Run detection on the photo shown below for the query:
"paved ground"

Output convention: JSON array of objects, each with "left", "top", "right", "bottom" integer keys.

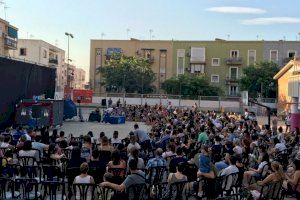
[{"left": 58, "top": 120, "right": 150, "bottom": 139}]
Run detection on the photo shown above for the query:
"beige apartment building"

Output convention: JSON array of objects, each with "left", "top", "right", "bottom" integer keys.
[
  {"left": 90, "top": 38, "right": 173, "bottom": 95},
  {"left": 0, "top": 18, "right": 18, "bottom": 56},
  {"left": 74, "top": 68, "right": 86, "bottom": 89},
  {"left": 10, "top": 39, "right": 67, "bottom": 93}
]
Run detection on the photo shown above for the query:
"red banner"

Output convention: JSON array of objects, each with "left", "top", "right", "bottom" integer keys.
[{"left": 72, "top": 89, "right": 93, "bottom": 103}]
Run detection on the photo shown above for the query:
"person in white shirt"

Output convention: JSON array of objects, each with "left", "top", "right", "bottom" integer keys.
[
  {"left": 272, "top": 138, "right": 287, "bottom": 153},
  {"left": 221, "top": 155, "right": 239, "bottom": 176},
  {"left": 111, "top": 131, "right": 122, "bottom": 146},
  {"left": 127, "top": 134, "right": 140, "bottom": 155}
]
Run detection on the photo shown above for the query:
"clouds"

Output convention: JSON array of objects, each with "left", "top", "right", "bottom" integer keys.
[
  {"left": 206, "top": 6, "right": 266, "bottom": 14},
  {"left": 242, "top": 17, "right": 300, "bottom": 25},
  {"left": 207, "top": 6, "right": 300, "bottom": 25}
]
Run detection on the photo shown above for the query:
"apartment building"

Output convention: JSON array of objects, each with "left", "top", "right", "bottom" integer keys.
[
  {"left": 90, "top": 38, "right": 300, "bottom": 96},
  {"left": 10, "top": 39, "right": 66, "bottom": 92},
  {"left": 0, "top": 18, "right": 18, "bottom": 56},
  {"left": 90, "top": 38, "right": 173, "bottom": 95},
  {"left": 74, "top": 68, "right": 86, "bottom": 89},
  {"left": 173, "top": 40, "right": 263, "bottom": 96}
]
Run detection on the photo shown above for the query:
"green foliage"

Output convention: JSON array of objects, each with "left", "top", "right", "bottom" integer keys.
[
  {"left": 161, "top": 74, "right": 222, "bottom": 98},
  {"left": 96, "top": 53, "right": 156, "bottom": 93},
  {"left": 239, "top": 61, "right": 279, "bottom": 98}
]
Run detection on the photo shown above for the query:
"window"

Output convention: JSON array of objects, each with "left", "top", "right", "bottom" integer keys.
[
  {"left": 211, "top": 58, "right": 220, "bottom": 66},
  {"left": 229, "top": 86, "right": 238, "bottom": 96},
  {"left": 230, "top": 50, "right": 239, "bottom": 58},
  {"left": 248, "top": 50, "right": 256, "bottom": 65},
  {"left": 270, "top": 50, "right": 278, "bottom": 62},
  {"left": 159, "top": 50, "right": 167, "bottom": 74},
  {"left": 43, "top": 50, "right": 47, "bottom": 58},
  {"left": 177, "top": 49, "right": 185, "bottom": 75},
  {"left": 20, "top": 48, "right": 27, "bottom": 56},
  {"left": 190, "top": 47, "right": 205, "bottom": 62},
  {"left": 211, "top": 75, "right": 219, "bottom": 83},
  {"left": 190, "top": 64, "right": 204, "bottom": 73},
  {"left": 288, "top": 51, "right": 296, "bottom": 58},
  {"left": 229, "top": 67, "right": 238, "bottom": 79}
]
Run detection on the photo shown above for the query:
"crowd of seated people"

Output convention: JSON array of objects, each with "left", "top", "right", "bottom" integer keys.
[{"left": 0, "top": 104, "right": 299, "bottom": 199}]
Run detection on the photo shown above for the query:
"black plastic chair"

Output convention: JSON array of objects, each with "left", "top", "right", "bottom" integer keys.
[
  {"left": 3, "top": 163, "right": 20, "bottom": 178},
  {"left": 18, "top": 156, "right": 37, "bottom": 166},
  {"left": 127, "top": 183, "right": 147, "bottom": 200},
  {"left": 147, "top": 166, "right": 167, "bottom": 184},
  {"left": 220, "top": 172, "right": 239, "bottom": 196},
  {"left": 41, "top": 165, "right": 62, "bottom": 181},
  {"left": 66, "top": 167, "right": 80, "bottom": 197},
  {"left": 20, "top": 165, "right": 42, "bottom": 183},
  {"left": 41, "top": 181, "right": 66, "bottom": 200},
  {"left": 61, "top": 148, "right": 72, "bottom": 159},
  {"left": 150, "top": 182, "right": 169, "bottom": 200},
  {"left": 0, "top": 177, "right": 20, "bottom": 199},
  {"left": 168, "top": 181, "right": 189, "bottom": 200},
  {"left": 89, "top": 167, "right": 106, "bottom": 184},
  {"left": 97, "top": 186, "right": 115, "bottom": 200},
  {"left": 72, "top": 183, "right": 96, "bottom": 200},
  {"left": 14, "top": 178, "right": 41, "bottom": 200},
  {"left": 258, "top": 181, "right": 283, "bottom": 199},
  {"left": 98, "top": 151, "right": 112, "bottom": 165}
]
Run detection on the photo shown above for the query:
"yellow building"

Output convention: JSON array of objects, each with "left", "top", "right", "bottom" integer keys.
[
  {"left": 274, "top": 58, "right": 300, "bottom": 129},
  {"left": 0, "top": 18, "right": 18, "bottom": 56},
  {"left": 90, "top": 38, "right": 173, "bottom": 95}
]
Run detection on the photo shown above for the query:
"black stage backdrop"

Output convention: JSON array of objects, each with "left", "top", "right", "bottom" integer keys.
[{"left": 0, "top": 57, "right": 56, "bottom": 129}]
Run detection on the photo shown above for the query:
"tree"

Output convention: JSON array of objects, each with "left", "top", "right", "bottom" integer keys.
[
  {"left": 96, "top": 53, "right": 156, "bottom": 93},
  {"left": 239, "top": 61, "right": 279, "bottom": 98},
  {"left": 161, "top": 74, "right": 222, "bottom": 98}
]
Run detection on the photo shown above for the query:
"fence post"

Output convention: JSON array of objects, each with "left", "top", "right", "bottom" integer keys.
[
  {"left": 179, "top": 95, "right": 181, "bottom": 107},
  {"left": 141, "top": 94, "right": 143, "bottom": 106},
  {"left": 218, "top": 96, "right": 221, "bottom": 112}
]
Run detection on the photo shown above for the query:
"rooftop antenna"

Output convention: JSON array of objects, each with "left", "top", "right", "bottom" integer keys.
[
  {"left": 149, "top": 29, "right": 153, "bottom": 40},
  {"left": 4, "top": 3, "right": 9, "bottom": 20},
  {"left": 227, "top": 34, "right": 230, "bottom": 40},
  {"left": 126, "top": 28, "right": 130, "bottom": 39},
  {"left": 101, "top": 32, "right": 105, "bottom": 40}
]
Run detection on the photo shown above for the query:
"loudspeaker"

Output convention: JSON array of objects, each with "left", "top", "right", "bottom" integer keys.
[
  {"left": 32, "top": 105, "right": 42, "bottom": 118},
  {"left": 101, "top": 99, "right": 106, "bottom": 106}
]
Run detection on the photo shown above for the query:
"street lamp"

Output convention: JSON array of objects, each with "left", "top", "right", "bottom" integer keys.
[{"left": 65, "top": 32, "right": 74, "bottom": 88}]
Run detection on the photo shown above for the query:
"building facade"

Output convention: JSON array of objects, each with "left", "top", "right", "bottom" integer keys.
[
  {"left": 10, "top": 39, "right": 66, "bottom": 93},
  {"left": 74, "top": 68, "right": 86, "bottom": 89},
  {"left": 90, "top": 38, "right": 173, "bottom": 95},
  {"left": 274, "top": 58, "right": 300, "bottom": 130},
  {"left": 172, "top": 40, "right": 263, "bottom": 96},
  {"left": 90, "top": 38, "right": 300, "bottom": 96},
  {"left": 0, "top": 18, "right": 18, "bottom": 56}
]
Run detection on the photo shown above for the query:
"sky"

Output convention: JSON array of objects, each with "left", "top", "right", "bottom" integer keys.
[{"left": 3, "top": 0, "right": 300, "bottom": 79}]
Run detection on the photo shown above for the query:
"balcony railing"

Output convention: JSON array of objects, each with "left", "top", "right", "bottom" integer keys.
[
  {"left": 4, "top": 36, "right": 17, "bottom": 50},
  {"left": 225, "top": 77, "right": 239, "bottom": 85},
  {"left": 146, "top": 57, "right": 155, "bottom": 64},
  {"left": 225, "top": 57, "right": 242, "bottom": 65},
  {"left": 49, "top": 58, "right": 58, "bottom": 64}
]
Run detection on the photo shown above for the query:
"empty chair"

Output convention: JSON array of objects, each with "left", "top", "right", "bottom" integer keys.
[
  {"left": 0, "top": 177, "right": 20, "bottom": 199},
  {"left": 14, "top": 178, "right": 41, "bottom": 200},
  {"left": 41, "top": 181, "right": 66, "bottom": 200}
]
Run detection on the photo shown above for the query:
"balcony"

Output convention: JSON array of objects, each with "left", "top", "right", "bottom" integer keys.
[
  {"left": 146, "top": 57, "right": 155, "bottom": 64},
  {"left": 49, "top": 58, "right": 58, "bottom": 64},
  {"left": 225, "top": 77, "right": 239, "bottom": 85},
  {"left": 225, "top": 57, "right": 242, "bottom": 65},
  {"left": 190, "top": 59, "right": 206, "bottom": 64},
  {"left": 4, "top": 36, "right": 17, "bottom": 50}
]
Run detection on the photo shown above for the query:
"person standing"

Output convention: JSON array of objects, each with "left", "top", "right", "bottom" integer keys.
[
  {"left": 285, "top": 112, "right": 291, "bottom": 133},
  {"left": 133, "top": 124, "right": 151, "bottom": 151}
]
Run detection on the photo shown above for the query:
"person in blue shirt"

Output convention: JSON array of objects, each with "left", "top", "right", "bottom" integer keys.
[{"left": 198, "top": 145, "right": 211, "bottom": 174}]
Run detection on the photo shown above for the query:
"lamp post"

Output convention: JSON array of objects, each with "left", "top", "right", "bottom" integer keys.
[{"left": 65, "top": 32, "right": 74, "bottom": 88}]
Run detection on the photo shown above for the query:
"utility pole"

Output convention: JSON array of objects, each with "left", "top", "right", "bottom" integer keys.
[{"left": 65, "top": 32, "right": 74, "bottom": 88}]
